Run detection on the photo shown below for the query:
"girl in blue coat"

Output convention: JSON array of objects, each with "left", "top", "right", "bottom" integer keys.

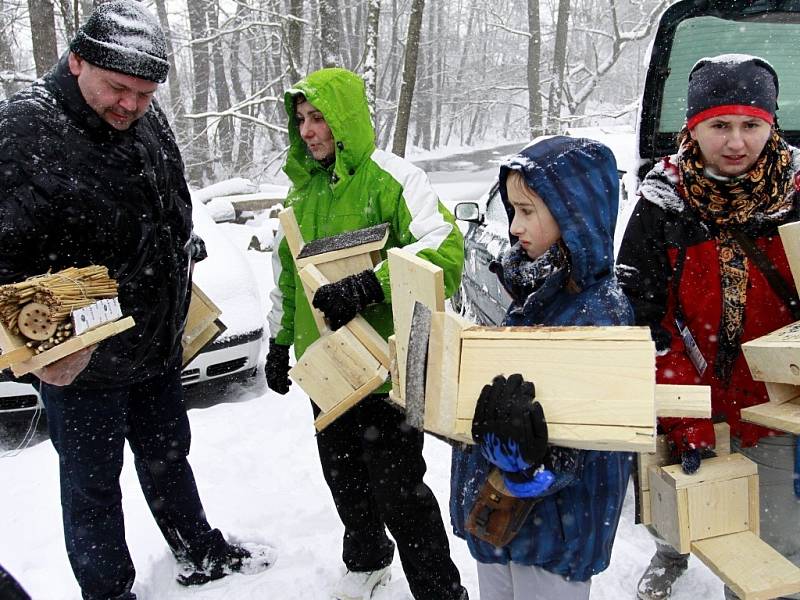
[{"left": 451, "top": 136, "right": 634, "bottom": 600}]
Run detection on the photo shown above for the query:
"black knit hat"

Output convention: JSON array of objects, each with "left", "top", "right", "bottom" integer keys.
[
  {"left": 70, "top": 0, "right": 169, "bottom": 83},
  {"left": 686, "top": 54, "right": 778, "bottom": 129}
]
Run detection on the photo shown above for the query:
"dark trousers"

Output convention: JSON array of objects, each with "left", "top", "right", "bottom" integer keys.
[
  {"left": 0, "top": 562, "right": 31, "bottom": 600},
  {"left": 40, "top": 367, "right": 224, "bottom": 600},
  {"left": 315, "top": 394, "right": 465, "bottom": 600}
]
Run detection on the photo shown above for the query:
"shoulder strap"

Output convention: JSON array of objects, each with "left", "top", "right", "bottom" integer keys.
[{"left": 732, "top": 229, "right": 800, "bottom": 320}]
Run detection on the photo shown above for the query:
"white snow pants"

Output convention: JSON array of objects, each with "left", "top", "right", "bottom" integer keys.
[{"left": 476, "top": 561, "right": 591, "bottom": 600}]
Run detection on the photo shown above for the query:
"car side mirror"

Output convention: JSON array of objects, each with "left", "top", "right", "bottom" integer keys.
[{"left": 454, "top": 202, "right": 482, "bottom": 224}]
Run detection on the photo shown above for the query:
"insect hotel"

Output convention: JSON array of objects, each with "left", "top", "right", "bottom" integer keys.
[{"left": 0, "top": 266, "right": 134, "bottom": 376}]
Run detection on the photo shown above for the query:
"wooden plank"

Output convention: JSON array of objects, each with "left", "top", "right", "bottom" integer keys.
[
  {"left": 298, "top": 264, "right": 389, "bottom": 366},
  {"left": 714, "top": 422, "right": 731, "bottom": 456},
  {"left": 456, "top": 336, "right": 655, "bottom": 427},
  {"left": 387, "top": 248, "right": 445, "bottom": 403},
  {"left": 638, "top": 435, "right": 671, "bottom": 493},
  {"left": 461, "top": 325, "right": 653, "bottom": 341},
  {"left": 749, "top": 473, "right": 760, "bottom": 537},
  {"left": 692, "top": 530, "right": 800, "bottom": 600},
  {"left": 318, "top": 326, "right": 381, "bottom": 389},
  {"left": 296, "top": 226, "right": 389, "bottom": 269},
  {"left": 316, "top": 254, "right": 375, "bottom": 283},
  {"left": 779, "top": 220, "right": 800, "bottom": 295},
  {"left": 655, "top": 384, "right": 711, "bottom": 418},
  {"left": 453, "top": 419, "right": 656, "bottom": 452},
  {"left": 424, "top": 312, "right": 467, "bottom": 437},
  {"left": 277, "top": 207, "right": 304, "bottom": 258},
  {"left": 686, "top": 477, "right": 751, "bottom": 541},
  {"left": 741, "top": 400, "right": 800, "bottom": 434},
  {"left": 314, "top": 369, "right": 388, "bottom": 431},
  {"left": 742, "top": 320, "right": 800, "bottom": 385},
  {"left": 388, "top": 335, "right": 400, "bottom": 404},
  {"left": 765, "top": 381, "right": 800, "bottom": 405},
  {"left": 297, "top": 263, "right": 332, "bottom": 335},
  {"left": 659, "top": 454, "right": 758, "bottom": 490},
  {"left": 346, "top": 316, "right": 390, "bottom": 369},
  {"left": 182, "top": 283, "right": 225, "bottom": 366},
  {"left": 13, "top": 317, "right": 135, "bottom": 377},
  {"left": 289, "top": 340, "right": 357, "bottom": 413},
  {"left": 0, "top": 346, "right": 34, "bottom": 370}
]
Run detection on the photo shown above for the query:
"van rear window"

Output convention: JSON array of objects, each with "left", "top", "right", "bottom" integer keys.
[{"left": 659, "top": 15, "right": 800, "bottom": 133}]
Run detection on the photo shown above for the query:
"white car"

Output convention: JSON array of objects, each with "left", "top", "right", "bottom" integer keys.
[{"left": 0, "top": 198, "right": 264, "bottom": 414}]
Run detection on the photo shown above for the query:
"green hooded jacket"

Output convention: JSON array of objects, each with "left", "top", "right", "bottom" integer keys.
[{"left": 268, "top": 68, "right": 464, "bottom": 377}]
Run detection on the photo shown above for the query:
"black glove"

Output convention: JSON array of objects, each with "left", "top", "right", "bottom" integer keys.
[
  {"left": 265, "top": 339, "right": 291, "bottom": 395},
  {"left": 680, "top": 447, "right": 716, "bottom": 475},
  {"left": 471, "top": 374, "right": 548, "bottom": 474},
  {"left": 312, "top": 269, "right": 384, "bottom": 330}
]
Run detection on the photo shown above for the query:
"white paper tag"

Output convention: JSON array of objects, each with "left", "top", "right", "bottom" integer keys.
[{"left": 72, "top": 298, "right": 122, "bottom": 335}]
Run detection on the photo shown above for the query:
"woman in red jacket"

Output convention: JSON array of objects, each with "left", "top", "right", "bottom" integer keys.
[{"left": 618, "top": 55, "right": 800, "bottom": 600}]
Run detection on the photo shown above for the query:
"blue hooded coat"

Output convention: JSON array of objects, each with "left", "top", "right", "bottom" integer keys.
[{"left": 450, "top": 136, "right": 634, "bottom": 581}]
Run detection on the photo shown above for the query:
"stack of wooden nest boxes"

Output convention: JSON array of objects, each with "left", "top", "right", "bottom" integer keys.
[{"left": 280, "top": 209, "right": 800, "bottom": 598}]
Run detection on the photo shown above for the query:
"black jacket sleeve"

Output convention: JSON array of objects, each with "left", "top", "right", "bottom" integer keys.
[{"left": 616, "top": 197, "right": 673, "bottom": 352}]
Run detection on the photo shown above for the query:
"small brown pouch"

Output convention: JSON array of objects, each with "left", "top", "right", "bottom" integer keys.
[{"left": 465, "top": 468, "right": 538, "bottom": 547}]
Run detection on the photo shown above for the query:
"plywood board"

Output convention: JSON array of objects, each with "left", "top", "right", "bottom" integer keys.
[
  {"left": 742, "top": 320, "right": 800, "bottom": 384},
  {"left": 11, "top": 317, "right": 135, "bottom": 377},
  {"left": 456, "top": 335, "right": 655, "bottom": 428},
  {"left": 692, "top": 530, "right": 800, "bottom": 600},
  {"left": 388, "top": 248, "right": 445, "bottom": 403},
  {"left": 687, "top": 477, "right": 751, "bottom": 541},
  {"left": 655, "top": 385, "right": 711, "bottom": 418},
  {"left": 740, "top": 400, "right": 800, "bottom": 434},
  {"left": 779, "top": 220, "right": 800, "bottom": 295}
]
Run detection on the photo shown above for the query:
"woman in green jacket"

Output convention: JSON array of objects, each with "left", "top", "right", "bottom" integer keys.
[{"left": 265, "top": 67, "right": 467, "bottom": 600}]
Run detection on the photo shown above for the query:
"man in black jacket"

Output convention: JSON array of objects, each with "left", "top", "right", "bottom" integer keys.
[{"left": 0, "top": 2, "right": 274, "bottom": 598}]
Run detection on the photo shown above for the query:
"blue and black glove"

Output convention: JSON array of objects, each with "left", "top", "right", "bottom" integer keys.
[
  {"left": 472, "top": 374, "right": 554, "bottom": 497},
  {"left": 312, "top": 269, "right": 384, "bottom": 330},
  {"left": 265, "top": 338, "right": 291, "bottom": 395}
]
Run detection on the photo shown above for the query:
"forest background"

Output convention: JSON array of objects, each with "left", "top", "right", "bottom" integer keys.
[{"left": 1, "top": 0, "right": 674, "bottom": 185}]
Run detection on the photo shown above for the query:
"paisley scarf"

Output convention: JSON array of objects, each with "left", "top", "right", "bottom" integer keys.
[{"left": 678, "top": 128, "right": 795, "bottom": 381}]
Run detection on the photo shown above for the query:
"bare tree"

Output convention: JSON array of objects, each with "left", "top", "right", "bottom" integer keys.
[
  {"left": 285, "top": 0, "right": 303, "bottom": 82},
  {"left": 206, "top": 0, "right": 233, "bottom": 168},
  {"left": 546, "top": 0, "right": 570, "bottom": 133},
  {"left": 362, "top": 0, "right": 379, "bottom": 120},
  {"left": 153, "top": 0, "right": 185, "bottom": 140},
  {"left": 526, "top": 0, "right": 542, "bottom": 137},
  {"left": 318, "top": 0, "right": 342, "bottom": 67},
  {"left": 391, "top": 0, "right": 424, "bottom": 157},
  {"left": 28, "top": 0, "right": 57, "bottom": 76},
  {"left": 186, "top": 0, "right": 211, "bottom": 183}
]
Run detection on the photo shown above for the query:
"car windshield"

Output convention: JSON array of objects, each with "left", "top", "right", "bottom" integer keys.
[{"left": 659, "top": 13, "right": 800, "bottom": 134}]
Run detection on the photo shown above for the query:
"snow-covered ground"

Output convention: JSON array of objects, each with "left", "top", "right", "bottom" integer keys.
[{"left": 0, "top": 163, "right": 724, "bottom": 599}]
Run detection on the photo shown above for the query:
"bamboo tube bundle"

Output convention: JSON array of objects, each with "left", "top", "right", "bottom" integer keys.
[{"left": 0, "top": 266, "right": 118, "bottom": 353}]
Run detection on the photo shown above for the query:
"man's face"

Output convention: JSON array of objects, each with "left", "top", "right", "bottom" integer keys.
[
  {"left": 68, "top": 53, "right": 158, "bottom": 130},
  {"left": 295, "top": 100, "right": 335, "bottom": 162}
]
